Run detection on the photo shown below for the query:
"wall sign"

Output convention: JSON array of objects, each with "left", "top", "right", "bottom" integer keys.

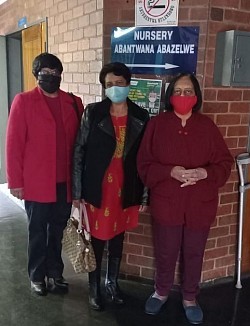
[
  {"left": 128, "top": 78, "right": 162, "bottom": 117},
  {"left": 135, "top": 0, "right": 179, "bottom": 27},
  {"left": 111, "top": 26, "right": 199, "bottom": 75},
  {"left": 18, "top": 16, "right": 27, "bottom": 28}
]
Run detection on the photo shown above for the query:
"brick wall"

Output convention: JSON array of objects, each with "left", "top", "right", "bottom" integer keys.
[
  {"left": 103, "top": 0, "right": 250, "bottom": 284},
  {"left": 0, "top": 0, "right": 104, "bottom": 104}
]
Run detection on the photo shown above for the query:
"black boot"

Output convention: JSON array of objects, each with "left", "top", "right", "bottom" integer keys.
[
  {"left": 105, "top": 257, "right": 124, "bottom": 304},
  {"left": 88, "top": 268, "right": 103, "bottom": 311}
]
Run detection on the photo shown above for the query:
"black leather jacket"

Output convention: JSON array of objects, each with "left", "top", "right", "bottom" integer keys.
[{"left": 72, "top": 97, "right": 149, "bottom": 209}]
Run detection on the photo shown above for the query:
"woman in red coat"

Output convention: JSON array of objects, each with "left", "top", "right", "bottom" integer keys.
[
  {"left": 137, "top": 73, "right": 233, "bottom": 324},
  {"left": 6, "top": 53, "right": 83, "bottom": 296}
]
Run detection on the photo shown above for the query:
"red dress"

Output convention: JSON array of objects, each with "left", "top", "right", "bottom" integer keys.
[{"left": 86, "top": 115, "right": 139, "bottom": 240}]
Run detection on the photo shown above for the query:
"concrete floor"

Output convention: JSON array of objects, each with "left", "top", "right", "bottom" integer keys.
[{"left": 0, "top": 188, "right": 249, "bottom": 326}]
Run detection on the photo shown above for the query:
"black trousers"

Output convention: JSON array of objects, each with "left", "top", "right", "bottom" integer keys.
[
  {"left": 25, "top": 183, "right": 71, "bottom": 282},
  {"left": 91, "top": 232, "right": 125, "bottom": 272}
]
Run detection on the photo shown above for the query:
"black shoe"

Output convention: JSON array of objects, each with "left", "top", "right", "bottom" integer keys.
[
  {"left": 106, "top": 284, "right": 124, "bottom": 304},
  {"left": 89, "top": 294, "right": 103, "bottom": 311},
  {"left": 31, "top": 281, "right": 47, "bottom": 296},
  {"left": 47, "top": 277, "right": 69, "bottom": 294}
]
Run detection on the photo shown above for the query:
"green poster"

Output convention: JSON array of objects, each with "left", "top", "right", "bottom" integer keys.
[{"left": 128, "top": 78, "right": 162, "bottom": 117}]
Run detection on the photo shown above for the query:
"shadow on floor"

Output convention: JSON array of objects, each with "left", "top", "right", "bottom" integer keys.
[{"left": 0, "top": 189, "right": 249, "bottom": 326}]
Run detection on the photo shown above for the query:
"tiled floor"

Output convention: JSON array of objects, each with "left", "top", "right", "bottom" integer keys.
[{"left": 0, "top": 189, "right": 249, "bottom": 326}]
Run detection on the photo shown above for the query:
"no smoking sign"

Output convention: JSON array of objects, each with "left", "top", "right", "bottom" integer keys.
[{"left": 136, "top": 0, "right": 179, "bottom": 27}]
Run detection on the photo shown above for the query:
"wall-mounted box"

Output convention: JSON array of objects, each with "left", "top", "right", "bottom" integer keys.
[{"left": 213, "top": 30, "right": 250, "bottom": 87}]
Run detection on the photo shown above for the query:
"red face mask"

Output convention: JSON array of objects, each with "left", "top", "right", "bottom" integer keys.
[{"left": 170, "top": 95, "right": 197, "bottom": 115}]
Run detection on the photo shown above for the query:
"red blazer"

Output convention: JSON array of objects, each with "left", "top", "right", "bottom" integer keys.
[
  {"left": 6, "top": 87, "right": 84, "bottom": 203},
  {"left": 137, "top": 111, "right": 234, "bottom": 229}
]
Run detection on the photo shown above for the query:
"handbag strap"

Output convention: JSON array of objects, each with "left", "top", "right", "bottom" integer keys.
[
  {"left": 77, "top": 204, "right": 83, "bottom": 232},
  {"left": 81, "top": 203, "right": 91, "bottom": 241}
]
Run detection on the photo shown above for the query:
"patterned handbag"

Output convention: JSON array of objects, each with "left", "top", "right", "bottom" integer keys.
[{"left": 62, "top": 203, "right": 96, "bottom": 273}]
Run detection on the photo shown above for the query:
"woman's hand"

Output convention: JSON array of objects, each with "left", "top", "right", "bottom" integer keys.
[
  {"left": 171, "top": 166, "right": 207, "bottom": 187},
  {"left": 10, "top": 188, "right": 24, "bottom": 200},
  {"left": 72, "top": 199, "right": 81, "bottom": 208},
  {"left": 139, "top": 205, "right": 148, "bottom": 213}
]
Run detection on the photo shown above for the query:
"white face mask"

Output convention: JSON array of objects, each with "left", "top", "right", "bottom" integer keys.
[{"left": 105, "top": 86, "right": 130, "bottom": 103}]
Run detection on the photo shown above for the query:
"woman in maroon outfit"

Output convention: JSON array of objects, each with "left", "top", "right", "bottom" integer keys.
[{"left": 137, "top": 73, "right": 233, "bottom": 324}]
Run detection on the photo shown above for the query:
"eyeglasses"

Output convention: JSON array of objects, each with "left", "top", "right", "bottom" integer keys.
[
  {"left": 38, "top": 69, "right": 61, "bottom": 77},
  {"left": 172, "top": 88, "right": 195, "bottom": 96}
]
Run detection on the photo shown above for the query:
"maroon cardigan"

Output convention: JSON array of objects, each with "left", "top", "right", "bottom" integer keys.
[
  {"left": 6, "top": 87, "right": 84, "bottom": 203},
  {"left": 137, "top": 111, "right": 233, "bottom": 229}
]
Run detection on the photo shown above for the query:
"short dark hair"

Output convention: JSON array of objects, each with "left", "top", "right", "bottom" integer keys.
[
  {"left": 32, "top": 52, "right": 63, "bottom": 78},
  {"left": 165, "top": 73, "right": 202, "bottom": 112},
  {"left": 99, "top": 62, "right": 131, "bottom": 88}
]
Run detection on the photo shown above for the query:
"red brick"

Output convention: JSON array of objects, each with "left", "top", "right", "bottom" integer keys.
[
  {"left": 181, "top": 0, "right": 209, "bottom": 6},
  {"left": 216, "top": 114, "right": 241, "bottom": 125},
  {"left": 215, "top": 255, "right": 235, "bottom": 268},
  {"left": 209, "top": 226, "right": 230, "bottom": 238},
  {"left": 123, "top": 243, "right": 143, "bottom": 255},
  {"left": 230, "top": 102, "right": 250, "bottom": 113},
  {"left": 241, "top": 114, "right": 250, "bottom": 124},
  {"left": 217, "top": 126, "right": 227, "bottom": 137},
  {"left": 204, "top": 76, "right": 214, "bottom": 87},
  {"left": 227, "top": 126, "right": 249, "bottom": 137},
  {"left": 205, "top": 49, "right": 215, "bottom": 62},
  {"left": 210, "top": 0, "right": 240, "bottom": 9},
  {"left": 210, "top": 7, "right": 224, "bottom": 21},
  {"left": 218, "top": 214, "right": 237, "bottom": 226},
  {"left": 224, "top": 137, "right": 238, "bottom": 148},
  {"left": 230, "top": 224, "right": 237, "bottom": 234},
  {"left": 241, "top": 0, "right": 250, "bottom": 10},
  {"left": 128, "top": 234, "right": 153, "bottom": 247},
  {"left": 120, "top": 263, "right": 140, "bottom": 276},
  {"left": 104, "top": 8, "right": 119, "bottom": 22},
  {"left": 202, "top": 102, "right": 229, "bottom": 113},
  {"left": 216, "top": 204, "right": 233, "bottom": 217},
  {"left": 204, "top": 247, "right": 228, "bottom": 260},
  {"left": 139, "top": 213, "right": 151, "bottom": 225},
  {"left": 202, "top": 267, "right": 227, "bottom": 282},
  {"left": 143, "top": 225, "right": 153, "bottom": 237},
  {"left": 190, "top": 7, "right": 209, "bottom": 20},
  {"left": 128, "top": 254, "right": 154, "bottom": 268},
  {"left": 205, "top": 238, "right": 216, "bottom": 249},
  {"left": 219, "top": 180, "right": 235, "bottom": 193},
  {"left": 217, "top": 235, "right": 236, "bottom": 247},
  {"left": 141, "top": 267, "right": 155, "bottom": 279},
  {"left": 227, "top": 264, "right": 236, "bottom": 275},
  {"left": 224, "top": 10, "right": 250, "bottom": 24},
  {"left": 178, "top": 8, "right": 191, "bottom": 22},
  {"left": 229, "top": 245, "right": 236, "bottom": 255},
  {"left": 143, "top": 246, "right": 154, "bottom": 258},
  {"left": 238, "top": 137, "right": 248, "bottom": 148},
  {"left": 202, "top": 260, "right": 215, "bottom": 271},
  {"left": 119, "top": 9, "right": 135, "bottom": 21},
  {"left": 243, "top": 90, "right": 250, "bottom": 100},
  {"left": 217, "top": 90, "right": 242, "bottom": 101},
  {"left": 220, "top": 192, "right": 238, "bottom": 205},
  {"left": 203, "top": 88, "right": 217, "bottom": 101},
  {"left": 205, "top": 62, "right": 215, "bottom": 77}
]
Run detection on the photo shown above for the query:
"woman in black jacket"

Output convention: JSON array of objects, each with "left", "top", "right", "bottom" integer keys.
[{"left": 72, "top": 62, "right": 149, "bottom": 311}]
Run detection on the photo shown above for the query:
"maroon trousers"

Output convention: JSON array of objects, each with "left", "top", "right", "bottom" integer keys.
[{"left": 152, "top": 220, "right": 210, "bottom": 301}]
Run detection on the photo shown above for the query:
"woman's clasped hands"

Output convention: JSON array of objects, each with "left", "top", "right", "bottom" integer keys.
[{"left": 171, "top": 166, "right": 207, "bottom": 187}]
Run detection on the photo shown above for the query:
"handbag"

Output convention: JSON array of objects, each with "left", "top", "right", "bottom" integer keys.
[{"left": 62, "top": 203, "right": 96, "bottom": 273}]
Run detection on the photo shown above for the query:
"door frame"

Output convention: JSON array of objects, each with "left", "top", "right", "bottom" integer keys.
[{"left": 5, "top": 17, "right": 48, "bottom": 106}]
